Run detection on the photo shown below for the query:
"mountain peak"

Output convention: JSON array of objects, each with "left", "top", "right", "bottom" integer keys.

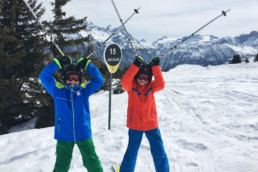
[
  {"left": 83, "top": 21, "right": 257, "bottom": 70},
  {"left": 105, "top": 25, "right": 114, "bottom": 31},
  {"left": 140, "top": 39, "right": 147, "bottom": 42}
]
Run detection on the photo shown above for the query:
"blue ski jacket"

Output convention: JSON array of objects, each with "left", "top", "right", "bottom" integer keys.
[{"left": 39, "top": 62, "right": 104, "bottom": 142}]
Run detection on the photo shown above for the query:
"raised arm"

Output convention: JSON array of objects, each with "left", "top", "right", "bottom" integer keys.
[
  {"left": 77, "top": 58, "right": 104, "bottom": 96},
  {"left": 121, "top": 56, "right": 143, "bottom": 91},
  {"left": 39, "top": 56, "right": 72, "bottom": 97},
  {"left": 39, "top": 62, "right": 59, "bottom": 97},
  {"left": 150, "top": 56, "right": 165, "bottom": 93}
]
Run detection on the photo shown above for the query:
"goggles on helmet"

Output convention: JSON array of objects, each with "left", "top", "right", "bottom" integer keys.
[
  {"left": 137, "top": 74, "right": 150, "bottom": 81},
  {"left": 66, "top": 74, "right": 79, "bottom": 82}
]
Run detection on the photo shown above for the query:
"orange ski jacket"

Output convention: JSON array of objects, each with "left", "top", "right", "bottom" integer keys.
[{"left": 121, "top": 64, "right": 165, "bottom": 131}]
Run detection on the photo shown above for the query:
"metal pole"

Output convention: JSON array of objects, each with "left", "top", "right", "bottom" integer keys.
[
  {"left": 85, "top": 7, "right": 140, "bottom": 59},
  {"left": 110, "top": 0, "right": 138, "bottom": 56},
  {"left": 160, "top": 9, "right": 230, "bottom": 57},
  {"left": 22, "top": 0, "right": 64, "bottom": 56},
  {"left": 108, "top": 73, "right": 112, "bottom": 130}
]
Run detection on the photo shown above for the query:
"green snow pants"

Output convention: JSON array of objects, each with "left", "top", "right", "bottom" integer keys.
[{"left": 53, "top": 137, "right": 103, "bottom": 172}]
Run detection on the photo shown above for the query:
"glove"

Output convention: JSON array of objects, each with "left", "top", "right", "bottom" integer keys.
[
  {"left": 133, "top": 56, "right": 143, "bottom": 68},
  {"left": 151, "top": 56, "right": 160, "bottom": 66},
  {"left": 53, "top": 55, "right": 72, "bottom": 69},
  {"left": 77, "top": 57, "right": 91, "bottom": 70}
]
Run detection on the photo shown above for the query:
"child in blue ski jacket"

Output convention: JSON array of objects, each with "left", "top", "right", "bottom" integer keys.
[{"left": 39, "top": 55, "right": 104, "bottom": 172}]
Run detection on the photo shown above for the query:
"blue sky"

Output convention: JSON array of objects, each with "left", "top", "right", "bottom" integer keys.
[{"left": 38, "top": 0, "right": 258, "bottom": 42}]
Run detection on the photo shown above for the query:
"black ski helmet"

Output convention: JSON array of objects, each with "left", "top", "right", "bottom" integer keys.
[
  {"left": 134, "top": 62, "right": 153, "bottom": 83},
  {"left": 62, "top": 64, "right": 83, "bottom": 84}
]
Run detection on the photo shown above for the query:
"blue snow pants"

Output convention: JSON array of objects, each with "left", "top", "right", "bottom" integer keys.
[{"left": 120, "top": 127, "right": 169, "bottom": 172}]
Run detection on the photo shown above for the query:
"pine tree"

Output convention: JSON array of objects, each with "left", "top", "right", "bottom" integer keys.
[
  {"left": 47, "top": 0, "right": 90, "bottom": 58},
  {"left": 0, "top": 0, "right": 47, "bottom": 134},
  {"left": 230, "top": 54, "right": 241, "bottom": 64},
  {"left": 254, "top": 53, "right": 258, "bottom": 62}
]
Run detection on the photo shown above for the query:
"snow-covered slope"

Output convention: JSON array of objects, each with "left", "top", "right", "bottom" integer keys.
[{"left": 1, "top": 63, "right": 258, "bottom": 172}]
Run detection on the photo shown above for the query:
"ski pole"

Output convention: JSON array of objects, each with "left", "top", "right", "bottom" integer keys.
[
  {"left": 85, "top": 7, "right": 140, "bottom": 59},
  {"left": 22, "top": 0, "right": 65, "bottom": 56},
  {"left": 110, "top": 0, "right": 138, "bottom": 56},
  {"left": 160, "top": 9, "right": 230, "bottom": 57}
]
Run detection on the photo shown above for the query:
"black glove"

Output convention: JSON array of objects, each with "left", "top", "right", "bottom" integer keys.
[
  {"left": 53, "top": 55, "right": 72, "bottom": 69},
  {"left": 151, "top": 56, "right": 160, "bottom": 66},
  {"left": 77, "top": 57, "right": 91, "bottom": 70},
  {"left": 133, "top": 56, "right": 143, "bottom": 68}
]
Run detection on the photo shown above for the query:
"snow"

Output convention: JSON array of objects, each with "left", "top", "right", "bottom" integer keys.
[
  {"left": 227, "top": 44, "right": 257, "bottom": 55},
  {"left": 1, "top": 63, "right": 258, "bottom": 172},
  {"left": 89, "top": 30, "right": 110, "bottom": 42},
  {"left": 157, "top": 37, "right": 178, "bottom": 44},
  {"left": 8, "top": 118, "right": 38, "bottom": 133}
]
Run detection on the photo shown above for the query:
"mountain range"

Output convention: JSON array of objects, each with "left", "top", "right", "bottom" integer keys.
[{"left": 71, "top": 21, "right": 258, "bottom": 70}]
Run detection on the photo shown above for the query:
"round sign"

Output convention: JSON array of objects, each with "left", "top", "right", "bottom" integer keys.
[{"left": 104, "top": 44, "right": 122, "bottom": 73}]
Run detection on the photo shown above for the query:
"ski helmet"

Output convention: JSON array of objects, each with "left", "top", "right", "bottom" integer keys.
[
  {"left": 134, "top": 62, "right": 153, "bottom": 83},
  {"left": 62, "top": 64, "right": 83, "bottom": 84}
]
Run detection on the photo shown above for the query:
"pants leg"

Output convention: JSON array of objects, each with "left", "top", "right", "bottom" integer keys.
[
  {"left": 120, "top": 129, "right": 143, "bottom": 172},
  {"left": 76, "top": 137, "right": 103, "bottom": 172},
  {"left": 145, "top": 128, "right": 169, "bottom": 172},
  {"left": 53, "top": 140, "right": 75, "bottom": 172}
]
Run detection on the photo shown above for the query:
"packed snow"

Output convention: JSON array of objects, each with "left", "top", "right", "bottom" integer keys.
[{"left": 1, "top": 63, "right": 258, "bottom": 172}]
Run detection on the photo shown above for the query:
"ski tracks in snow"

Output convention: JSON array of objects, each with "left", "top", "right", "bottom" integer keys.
[
  {"left": 157, "top": 86, "right": 217, "bottom": 172},
  {"left": 157, "top": 63, "right": 258, "bottom": 172}
]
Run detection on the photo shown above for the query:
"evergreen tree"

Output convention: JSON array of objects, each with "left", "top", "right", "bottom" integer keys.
[
  {"left": 47, "top": 0, "right": 90, "bottom": 58},
  {"left": 230, "top": 54, "right": 241, "bottom": 64},
  {"left": 254, "top": 53, "right": 258, "bottom": 62},
  {"left": 0, "top": 0, "right": 47, "bottom": 134}
]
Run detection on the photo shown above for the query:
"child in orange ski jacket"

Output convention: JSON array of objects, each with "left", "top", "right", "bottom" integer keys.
[{"left": 119, "top": 56, "right": 169, "bottom": 172}]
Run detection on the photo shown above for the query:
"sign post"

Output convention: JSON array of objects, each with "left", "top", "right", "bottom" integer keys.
[{"left": 104, "top": 44, "right": 122, "bottom": 130}]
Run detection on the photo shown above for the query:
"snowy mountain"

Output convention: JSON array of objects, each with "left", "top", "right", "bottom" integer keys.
[
  {"left": 77, "top": 22, "right": 258, "bottom": 70},
  {"left": 1, "top": 62, "right": 258, "bottom": 171}
]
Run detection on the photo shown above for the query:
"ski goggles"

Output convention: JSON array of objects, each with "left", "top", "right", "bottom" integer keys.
[
  {"left": 137, "top": 74, "right": 150, "bottom": 81},
  {"left": 66, "top": 74, "right": 80, "bottom": 82}
]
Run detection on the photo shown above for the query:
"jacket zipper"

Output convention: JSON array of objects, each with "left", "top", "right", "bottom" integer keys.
[
  {"left": 130, "top": 108, "right": 133, "bottom": 124},
  {"left": 86, "top": 118, "right": 90, "bottom": 130},
  {"left": 58, "top": 118, "right": 60, "bottom": 134},
  {"left": 71, "top": 88, "right": 76, "bottom": 142}
]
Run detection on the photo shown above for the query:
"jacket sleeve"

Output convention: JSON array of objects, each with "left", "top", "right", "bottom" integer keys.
[
  {"left": 151, "top": 65, "right": 165, "bottom": 93},
  {"left": 39, "top": 62, "right": 60, "bottom": 97},
  {"left": 84, "top": 63, "right": 104, "bottom": 96},
  {"left": 121, "top": 64, "right": 139, "bottom": 92}
]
